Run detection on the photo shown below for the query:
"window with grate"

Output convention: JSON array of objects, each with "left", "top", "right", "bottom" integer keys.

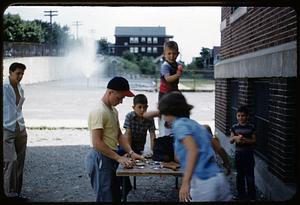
[{"left": 253, "top": 79, "right": 269, "bottom": 160}]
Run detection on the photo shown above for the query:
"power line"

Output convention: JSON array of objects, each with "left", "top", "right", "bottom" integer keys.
[
  {"left": 44, "top": 10, "right": 58, "bottom": 25},
  {"left": 72, "top": 21, "right": 82, "bottom": 40},
  {"left": 44, "top": 10, "right": 58, "bottom": 46}
]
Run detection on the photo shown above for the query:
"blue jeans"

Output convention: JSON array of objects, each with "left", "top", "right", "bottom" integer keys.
[
  {"left": 85, "top": 148, "right": 121, "bottom": 202},
  {"left": 235, "top": 150, "right": 256, "bottom": 199}
]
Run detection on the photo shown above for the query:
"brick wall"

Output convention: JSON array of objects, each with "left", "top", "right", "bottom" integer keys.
[
  {"left": 216, "top": 76, "right": 297, "bottom": 183},
  {"left": 215, "top": 79, "right": 231, "bottom": 135},
  {"left": 268, "top": 78, "right": 296, "bottom": 182},
  {"left": 215, "top": 78, "right": 255, "bottom": 136},
  {"left": 217, "top": 6, "right": 297, "bottom": 196},
  {"left": 238, "top": 79, "right": 254, "bottom": 116},
  {"left": 221, "top": 6, "right": 232, "bottom": 21},
  {"left": 220, "top": 7, "right": 297, "bottom": 60}
]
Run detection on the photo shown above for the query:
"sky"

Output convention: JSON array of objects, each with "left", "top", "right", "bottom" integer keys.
[{"left": 4, "top": 6, "right": 221, "bottom": 64}]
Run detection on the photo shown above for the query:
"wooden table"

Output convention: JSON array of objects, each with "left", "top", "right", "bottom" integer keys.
[{"left": 116, "top": 161, "right": 183, "bottom": 202}]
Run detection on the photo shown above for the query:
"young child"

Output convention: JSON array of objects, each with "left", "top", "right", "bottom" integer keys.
[
  {"left": 158, "top": 92, "right": 232, "bottom": 202},
  {"left": 159, "top": 40, "right": 183, "bottom": 100},
  {"left": 123, "top": 94, "right": 156, "bottom": 155},
  {"left": 203, "top": 124, "right": 231, "bottom": 176},
  {"left": 230, "top": 105, "right": 256, "bottom": 201},
  {"left": 155, "top": 40, "right": 183, "bottom": 161}
]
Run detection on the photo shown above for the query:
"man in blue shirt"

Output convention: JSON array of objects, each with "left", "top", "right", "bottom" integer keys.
[{"left": 3, "top": 62, "right": 28, "bottom": 201}]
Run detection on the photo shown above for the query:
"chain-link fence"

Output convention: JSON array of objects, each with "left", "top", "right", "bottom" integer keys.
[{"left": 3, "top": 42, "right": 66, "bottom": 57}]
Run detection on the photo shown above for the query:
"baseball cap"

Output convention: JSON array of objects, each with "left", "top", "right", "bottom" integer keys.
[{"left": 107, "top": 76, "right": 135, "bottom": 97}]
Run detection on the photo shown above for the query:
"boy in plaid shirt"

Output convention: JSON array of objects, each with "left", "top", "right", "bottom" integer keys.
[{"left": 123, "top": 94, "right": 156, "bottom": 155}]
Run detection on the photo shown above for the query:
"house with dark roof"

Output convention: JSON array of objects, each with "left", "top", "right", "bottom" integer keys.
[{"left": 109, "top": 26, "right": 173, "bottom": 58}]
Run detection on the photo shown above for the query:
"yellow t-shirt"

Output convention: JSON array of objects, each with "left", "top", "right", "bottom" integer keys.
[{"left": 88, "top": 101, "right": 120, "bottom": 150}]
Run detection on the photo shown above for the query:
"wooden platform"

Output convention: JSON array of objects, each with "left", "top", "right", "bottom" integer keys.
[{"left": 116, "top": 160, "right": 183, "bottom": 201}]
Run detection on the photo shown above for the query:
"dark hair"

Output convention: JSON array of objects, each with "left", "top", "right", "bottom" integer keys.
[
  {"left": 164, "top": 40, "right": 179, "bottom": 52},
  {"left": 133, "top": 94, "right": 148, "bottom": 105},
  {"left": 9, "top": 62, "right": 26, "bottom": 72},
  {"left": 203, "top": 124, "right": 213, "bottom": 135},
  {"left": 158, "top": 92, "right": 193, "bottom": 118},
  {"left": 237, "top": 105, "right": 249, "bottom": 115}
]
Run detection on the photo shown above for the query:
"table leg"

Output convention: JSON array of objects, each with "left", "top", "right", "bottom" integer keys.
[
  {"left": 175, "top": 176, "right": 178, "bottom": 189},
  {"left": 122, "top": 177, "right": 127, "bottom": 202},
  {"left": 134, "top": 176, "right": 136, "bottom": 189}
]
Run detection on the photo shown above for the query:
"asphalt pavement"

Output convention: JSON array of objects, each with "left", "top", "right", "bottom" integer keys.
[{"left": 18, "top": 77, "right": 264, "bottom": 202}]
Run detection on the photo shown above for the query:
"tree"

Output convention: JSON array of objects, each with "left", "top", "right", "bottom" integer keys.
[
  {"left": 3, "top": 13, "right": 24, "bottom": 41},
  {"left": 97, "top": 38, "right": 109, "bottom": 55},
  {"left": 187, "top": 57, "right": 203, "bottom": 70},
  {"left": 199, "top": 47, "right": 211, "bottom": 69},
  {"left": 122, "top": 50, "right": 137, "bottom": 62},
  {"left": 50, "top": 23, "right": 70, "bottom": 46},
  {"left": 3, "top": 13, "right": 71, "bottom": 45},
  {"left": 22, "top": 20, "right": 44, "bottom": 42},
  {"left": 138, "top": 56, "right": 156, "bottom": 75}
]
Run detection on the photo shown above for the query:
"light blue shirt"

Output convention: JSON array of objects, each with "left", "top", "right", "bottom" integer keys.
[
  {"left": 3, "top": 77, "right": 26, "bottom": 132},
  {"left": 172, "top": 117, "right": 220, "bottom": 180}
]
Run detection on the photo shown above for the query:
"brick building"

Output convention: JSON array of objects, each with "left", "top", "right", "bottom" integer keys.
[
  {"left": 109, "top": 26, "right": 173, "bottom": 58},
  {"left": 214, "top": 7, "right": 297, "bottom": 200}
]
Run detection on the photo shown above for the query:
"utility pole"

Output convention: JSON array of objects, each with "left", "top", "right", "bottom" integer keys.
[
  {"left": 44, "top": 10, "right": 58, "bottom": 26},
  {"left": 44, "top": 10, "right": 58, "bottom": 54},
  {"left": 72, "top": 21, "right": 82, "bottom": 40}
]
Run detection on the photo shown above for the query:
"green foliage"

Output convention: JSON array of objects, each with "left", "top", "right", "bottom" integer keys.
[
  {"left": 22, "top": 20, "right": 44, "bottom": 42},
  {"left": 200, "top": 47, "right": 210, "bottom": 58},
  {"left": 122, "top": 50, "right": 137, "bottom": 62},
  {"left": 97, "top": 38, "right": 109, "bottom": 55},
  {"left": 3, "top": 13, "right": 24, "bottom": 41},
  {"left": 138, "top": 56, "right": 156, "bottom": 75},
  {"left": 3, "top": 13, "right": 71, "bottom": 45},
  {"left": 187, "top": 57, "right": 203, "bottom": 70},
  {"left": 51, "top": 23, "right": 70, "bottom": 45},
  {"left": 118, "top": 51, "right": 158, "bottom": 75},
  {"left": 199, "top": 47, "right": 212, "bottom": 68},
  {"left": 120, "top": 58, "right": 140, "bottom": 73}
]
